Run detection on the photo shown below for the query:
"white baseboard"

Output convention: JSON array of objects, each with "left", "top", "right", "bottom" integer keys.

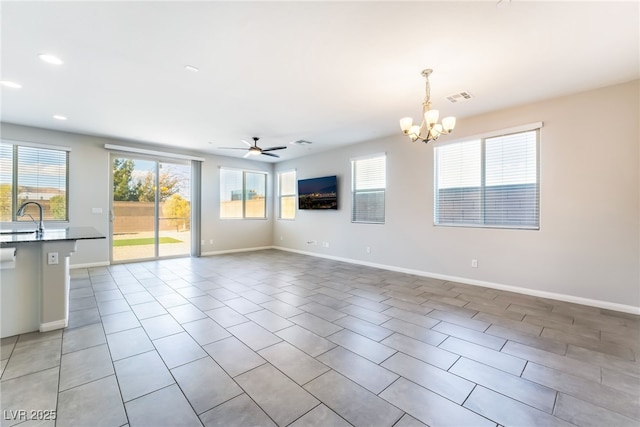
[
  {"left": 69, "top": 247, "right": 277, "bottom": 267},
  {"left": 70, "top": 261, "right": 110, "bottom": 269},
  {"left": 274, "top": 246, "right": 640, "bottom": 315},
  {"left": 40, "top": 319, "right": 67, "bottom": 332},
  {"left": 201, "top": 246, "right": 275, "bottom": 257}
]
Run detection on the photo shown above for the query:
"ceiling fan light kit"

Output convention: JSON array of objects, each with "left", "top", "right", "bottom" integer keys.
[{"left": 400, "top": 69, "right": 456, "bottom": 144}]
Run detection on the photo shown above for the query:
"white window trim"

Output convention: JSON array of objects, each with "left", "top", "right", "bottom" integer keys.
[
  {"left": 434, "top": 122, "right": 543, "bottom": 147},
  {"left": 2, "top": 138, "right": 71, "bottom": 152},
  {"left": 105, "top": 144, "right": 204, "bottom": 162},
  {"left": 350, "top": 152, "right": 387, "bottom": 162}
]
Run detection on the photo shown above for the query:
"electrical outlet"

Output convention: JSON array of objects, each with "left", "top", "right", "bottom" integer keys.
[
  {"left": 280, "top": 235, "right": 284, "bottom": 241},
  {"left": 322, "top": 242, "right": 329, "bottom": 248},
  {"left": 366, "top": 246, "right": 371, "bottom": 254},
  {"left": 471, "top": 259, "right": 478, "bottom": 268},
  {"left": 47, "top": 252, "right": 59, "bottom": 265}
]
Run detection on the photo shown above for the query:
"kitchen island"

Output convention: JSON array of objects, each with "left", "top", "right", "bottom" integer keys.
[{"left": 0, "top": 227, "right": 105, "bottom": 338}]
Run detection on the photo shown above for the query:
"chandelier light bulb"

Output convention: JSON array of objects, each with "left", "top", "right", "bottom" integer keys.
[
  {"left": 399, "top": 117, "right": 413, "bottom": 133},
  {"left": 425, "top": 109, "right": 439, "bottom": 126},
  {"left": 442, "top": 116, "right": 456, "bottom": 132}
]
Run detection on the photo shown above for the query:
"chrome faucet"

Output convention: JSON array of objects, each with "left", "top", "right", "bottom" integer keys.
[{"left": 16, "top": 201, "right": 45, "bottom": 235}]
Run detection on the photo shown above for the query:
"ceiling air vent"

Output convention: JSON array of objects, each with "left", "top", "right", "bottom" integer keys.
[
  {"left": 292, "top": 140, "right": 313, "bottom": 146},
  {"left": 446, "top": 91, "right": 473, "bottom": 104}
]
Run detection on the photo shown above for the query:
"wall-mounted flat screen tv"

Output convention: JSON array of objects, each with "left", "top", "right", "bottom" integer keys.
[{"left": 298, "top": 175, "right": 338, "bottom": 210}]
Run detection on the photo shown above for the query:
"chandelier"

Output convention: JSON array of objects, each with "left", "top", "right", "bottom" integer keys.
[{"left": 399, "top": 69, "right": 456, "bottom": 143}]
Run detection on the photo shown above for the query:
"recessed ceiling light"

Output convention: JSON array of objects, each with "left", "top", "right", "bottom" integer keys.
[
  {"left": 53, "top": 115, "right": 67, "bottom": 120},
  {"left": 0, "top": 80, "right": 22, "bottom": 89},
  {"left": 184, "top": 65, "right": 199, "bottom": 72},
  {"left": 39, "top": 54, "right": 64, "bottom": 65}
]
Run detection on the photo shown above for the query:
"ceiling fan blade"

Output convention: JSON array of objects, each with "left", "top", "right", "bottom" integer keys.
[
  {"left": 261, "top": 146, "right": 287, "bottom": 152},
  {"left": 218, "top": 147, "right": 250, "bottom": 150},
  {"left": 243, "top": 151, "right": 252, "bottom": 158},
  {"left": 240, "top": 139, "right": 252, "bottom": 147},
  {"left": 261, "top": 152, "right": 280, "bottom": 158}
]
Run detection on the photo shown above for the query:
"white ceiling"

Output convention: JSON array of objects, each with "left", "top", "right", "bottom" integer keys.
[{"left": 1, "top": 1, "right": 638, "bottom": 162}]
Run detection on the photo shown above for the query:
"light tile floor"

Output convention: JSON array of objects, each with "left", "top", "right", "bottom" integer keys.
[{"left": 1, "top": 249, "right": 639, "bottom": 426}]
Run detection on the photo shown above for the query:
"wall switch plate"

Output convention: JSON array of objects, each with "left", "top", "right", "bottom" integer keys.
[
  {"left": 48, "top": 252, "right": 59, "bottom": 265},
  {"left": 366, "top": 246, "right": 371, "bottom": 254},
  {"left": 471, "top": 259, "right": 478, "bottom": 268}
]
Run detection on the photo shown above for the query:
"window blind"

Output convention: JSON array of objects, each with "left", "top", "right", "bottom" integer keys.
[
  {"left": 0, "top": 143, "right": 14, "bottom": 222},
  {"left": 220, "top": 168, "right": 243, "bottom": 218},
  {"left": 278, "top": 170, "right": 296, "bottom": 219},
  {"left": 434, "top": 129, "right": 539, "bottom": 229},
  {"left": 0, "top": 141, "right": 69, "bottom": 222},
  {"left": 244, "top": 171, "right": 266, "bottom": 219},
  {"left": 220, "top": 168, "right": 267, "bottom": 219},
  {"left": 352, "top": 154, "right": 386, "bottom": 223},
  {"left": 484, "top": 131, "right": 538, "bottom": 226},
  {"left": 435, "top": 140, "right": 482, "bottom": 225}
]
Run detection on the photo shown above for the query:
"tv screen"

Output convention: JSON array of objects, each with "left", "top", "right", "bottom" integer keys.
[{"left": 298, "top": 175, "right": 338, "bottom": 210}]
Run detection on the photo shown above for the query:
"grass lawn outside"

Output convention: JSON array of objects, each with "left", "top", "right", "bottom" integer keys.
[{"left": 113, "top": 237, "right": 183, "bottom": 247}]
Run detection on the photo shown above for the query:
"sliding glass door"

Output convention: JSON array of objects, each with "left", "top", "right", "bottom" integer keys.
[
  {"left": 158, "top": 161, "right": 191, "bottom": 258},
  {"left": 111, "top": 155, "right": 191, "bottom": 262}
]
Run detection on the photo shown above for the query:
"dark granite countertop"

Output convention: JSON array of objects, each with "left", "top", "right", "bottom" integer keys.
[{"left": 0, "top": 227, "right": 105, "bottom": 244}]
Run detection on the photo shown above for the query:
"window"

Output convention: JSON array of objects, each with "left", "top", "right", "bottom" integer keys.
[
  {"left": 220, "top": 168, "right": 267, "bottom": 219},
  {"left": 434, "top": 125, "right": 540, "bottom": 229},
  {"left": 352, "top": 154, "right": 386, "bottom": 223},
  {"left": 0, "top": 141, "right": 69, "bottom": 222},
  {"left": 278, "top": 170, "right": 296, "bottom": 219}
]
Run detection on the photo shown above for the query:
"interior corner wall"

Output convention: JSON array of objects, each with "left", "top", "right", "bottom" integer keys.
[
  {"left": 274, "top": 79, "right": 640, "bottom": 311},
  {"left": 0, "top": 123, "right": 275, "bottom": 266},
  {"left": 199, "top": 155, "right": 274, "bottom": 255}
]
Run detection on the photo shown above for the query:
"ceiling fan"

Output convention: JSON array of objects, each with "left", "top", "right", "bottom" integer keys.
[{"left": 218, "top": 137, "right": 287, "bottom": 158}]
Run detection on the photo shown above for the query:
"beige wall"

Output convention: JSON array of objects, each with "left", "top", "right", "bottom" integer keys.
[{"left": 275, "top": 80, "right": 639, "bottom": 310}]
